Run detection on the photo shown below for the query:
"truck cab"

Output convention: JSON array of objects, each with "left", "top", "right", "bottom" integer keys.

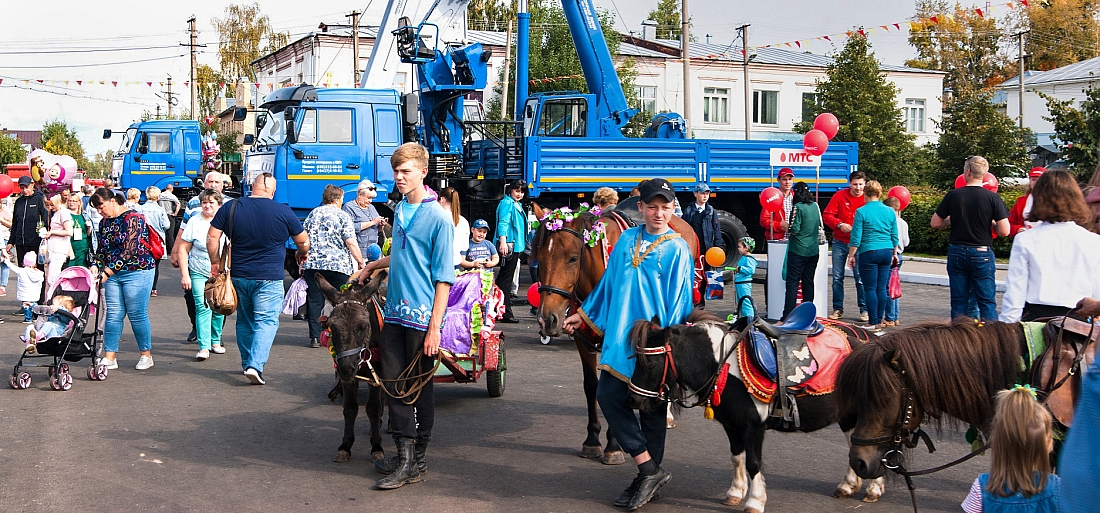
[{"left": 104, "top": 120, "right": 202, "bottom": 192}]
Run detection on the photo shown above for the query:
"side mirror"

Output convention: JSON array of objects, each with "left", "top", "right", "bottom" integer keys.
[
  {"left": 525, "top": 104, "right": 535, "bottom": 118},
  {"left": 255, "top": 112, "right": 267, "bottom": 132},
  {"left": 284, "top": 107, "right": 297, "bottom": 144},
  {"left": 243, "top": 134, "right": 255, "bottom": 145},
  {"left": 102, "top": 129, "right": 112, "bottom": 139},
  {"left": 232, "top": 107, "right": 248, "bottom": 122},
  {"left": 138, "top": 132, "right": 149, "bottom": 154}
]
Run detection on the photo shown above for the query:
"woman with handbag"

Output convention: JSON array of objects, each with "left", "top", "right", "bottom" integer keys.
[
  {"left": 90, "top": 188, "right": 157, "bottom": 371},
  {"left": 176, "top": 189, "right": 227, "bottom": 360},
  {"left": 302, "top": 185, "right": 365, "bottom": 348},
  {"left": 844, "top": 181, "right": 899, "bottom": 331},
  {"left": 783, "top": 182, "right": 824, "bottom": 319},
  {"left": 65, "top": 195, "right": 92, "bottom": 269}
]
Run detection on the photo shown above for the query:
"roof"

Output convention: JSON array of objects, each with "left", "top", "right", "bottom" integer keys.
[
  {"left": 1, "top": 130, "right": 41, "bottom": 146},
  {"left": 1000, "top": 55, "right": 1100, "bottom": 88}
]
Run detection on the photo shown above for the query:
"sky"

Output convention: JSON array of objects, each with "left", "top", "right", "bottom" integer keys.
[{"left": 1, "top": 0, "right": 927, "bottom": 158}]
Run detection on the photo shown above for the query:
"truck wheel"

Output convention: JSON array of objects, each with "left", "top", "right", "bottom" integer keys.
[{"left": 715, "top": 210, "right": 748, "bottom": 268}]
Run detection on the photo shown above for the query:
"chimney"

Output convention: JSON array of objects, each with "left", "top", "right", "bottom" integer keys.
[{"left": 641, "top": 19, "right": 657, "bottom": 40}]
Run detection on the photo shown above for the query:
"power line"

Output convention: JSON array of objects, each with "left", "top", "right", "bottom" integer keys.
[
  {"left": 0, "top": 82, "right": 158, "bottom": 108},
  {"left": 0, "top": 55, "right": 186, "bottom": 69},
  {"left": 0, "top": 45, "right": 185, "bottom": 55}
]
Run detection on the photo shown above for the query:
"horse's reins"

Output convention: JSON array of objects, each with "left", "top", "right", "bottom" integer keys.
[
  {"left": 537, "top": 225, "right": 601, "bottom": 353},
  {"left": 629, "top": 321, "right": 741, "bottom": 409}
]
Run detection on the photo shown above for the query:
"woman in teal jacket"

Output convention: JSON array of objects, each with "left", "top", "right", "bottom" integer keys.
[{"left": 495, "top": 181, "right": 527, "bottom": 322}]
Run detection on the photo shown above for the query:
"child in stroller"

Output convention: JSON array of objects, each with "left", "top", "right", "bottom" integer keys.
[{"left": 21, "top": 294, "right": 75, "bottom": 354}]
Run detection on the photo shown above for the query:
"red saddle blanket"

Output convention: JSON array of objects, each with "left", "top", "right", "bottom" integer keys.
[{"left": 737, "top": 324, "right": 853, "bottom": 404}]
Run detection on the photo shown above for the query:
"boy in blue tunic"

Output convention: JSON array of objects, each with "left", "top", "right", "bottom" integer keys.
[
  {"left": 359, "top": 143, "right": 455, "bottom": 490},
  {"left": 563, "top": 178, "right": 694, "bottom": 510}
]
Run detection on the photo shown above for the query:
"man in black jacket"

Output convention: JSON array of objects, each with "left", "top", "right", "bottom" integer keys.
[
  {"left": 6, "top": 176, "right": 49, "bottom": 270},
  {"left": 681, "top": 183, "right": 722, "bottom": 307}
]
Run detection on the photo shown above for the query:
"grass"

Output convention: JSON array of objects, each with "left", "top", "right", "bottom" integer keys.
[{"left": 904, "top": 251, "right": 1010, "bottom": 265}]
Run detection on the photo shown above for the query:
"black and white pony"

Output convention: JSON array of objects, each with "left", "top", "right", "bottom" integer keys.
[{"left": 627, "top": 310, "right": 884, "bottom": 512}]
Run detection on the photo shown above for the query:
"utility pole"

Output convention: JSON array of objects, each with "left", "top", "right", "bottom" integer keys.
[
  {"left": 157, "top": 75, "right": 178, "bottom": 118},
  {"left": 501, "top": 20, "right": 513, "bottom": 120},
  {"left": 167, "top": 76, "right": 174, "bottom": 117},
  {"left": 1015, "top": 30, "right": 1029, "bottom": 129},
  {"left": 348, "top": 11, "right": 361, "bottom": 86},
  {"left": 681, "top": 0, "right": 692, "bottom": 138},
  {"left": 188, "top": 16, "right": 198, "bottom": 120},
  {"left": 739, "top": 24, "right": 751, "bottom": 140}
]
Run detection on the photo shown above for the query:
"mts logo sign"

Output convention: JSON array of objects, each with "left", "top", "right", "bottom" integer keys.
[{"left": 769, "top": 148, "right": 820, "bottom": 167}]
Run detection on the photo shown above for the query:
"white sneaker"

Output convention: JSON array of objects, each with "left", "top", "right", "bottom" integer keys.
[
  {"left": 243, "top": 367, "right": 265, "bottom": 385},
  {"left": 195, "top": 349, "right": 210, "bottom": 361},
  {"left": 100, "top": 358, "right": 118, "bottom": 370},
  {"left": 210, "top": 345, "right": 226, "bottom": 354},
  {"left": 135, "top": 355, "right": 155, "bottom": 370}
]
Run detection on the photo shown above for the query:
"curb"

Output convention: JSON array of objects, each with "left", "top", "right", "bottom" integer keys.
[
  {"left": 755, "top": 259, "right": 1006, "bottom": 292},
  {"left": 904, "top": 255, "right": 1009, "bottom": 271}
]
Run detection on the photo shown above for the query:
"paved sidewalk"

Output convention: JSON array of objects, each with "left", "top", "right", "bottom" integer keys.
[{"left": 755, "top": 254, "right": 1008, "bottom": 291}]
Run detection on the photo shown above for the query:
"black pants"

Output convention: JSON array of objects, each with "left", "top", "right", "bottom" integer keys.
[
  {"left": 380, "top": 323, "right": 436, "bottom": 440},
  {"left": 496, "top": 250, "right": 520, "bottom": 319},
  {"left": 151, "top": 259, "right": 162, "bottom": 291},
  {"left": 303, "top": 268, "right": 349, "bottom": 339},
  {"left": 595, "top": 373, "right": 666, "bottom": 464},
  {"left": 783, "top": 252, "right": 819, "bottom": 319},
  {"left": 183, "top": 287, "right": 197, "bottom": 335}
]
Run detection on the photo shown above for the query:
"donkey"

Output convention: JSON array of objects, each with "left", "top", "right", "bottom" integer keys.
[{"left": 314, "top": 271, "right": 388, "bottom": 464}]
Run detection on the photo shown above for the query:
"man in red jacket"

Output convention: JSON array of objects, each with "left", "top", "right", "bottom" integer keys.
[
  {"left": 822, "top": 171, "right": 867, "bottom": 321},
  {"left": 760, "top": 168, "right": 795, "bottom": 240},
  {"left": 1007, "top": 167, "right": 1044, "bottom": 236}
]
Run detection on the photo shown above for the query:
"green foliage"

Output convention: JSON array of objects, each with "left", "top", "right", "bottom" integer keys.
[
  {"left": 1040, "top": 86, "right": 1100, "bottom": 180},
  {"left": 0, "top": 134, "right": 28, "bottom": 168},
  {"left": 646, "top": 0, "right": 692, "bottom": 41},
  {"left": 906, "top": 0, "right": 1012, "bottom": 95},
  {"left": 934, "top": 90, "right": 1035, "bottom": 188},
  {"left": 217, "top": 130, "right": 242, "bottom": 159},
  {"left": 1019, "top": 0, "right": 1100, "bottom": 71},
  {"left": 467, "top": 0, "right": 514, "bottom": 31},
  {"left": 211, "top": 3, "right": 289, "bottom": 82},
  {"left": 139, "top": 110, "right": 192, "bottom": 122},
  {"left": 83, "top": 150, "right": 115, "bottom": 179},
  {"left": 797, "top": 34, "right": 918, "bottom": 185},
  {"left": 901, "top": 184, "right": 1022, "bottom": 257},
  {"left": 197, "top": 65, "right": 226, "bottom": 115},
  {"left": 40, "top": 120, "right": 85, "bottom": 168}
]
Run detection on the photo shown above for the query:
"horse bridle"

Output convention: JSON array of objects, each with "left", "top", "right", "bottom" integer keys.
[
  {"left": 848, "top": 365, "right": 936, "bottom": 468},
  {"left": 536, "top": 226, "right": 586, "bottom": 303},
  {"left": 627, "top": 343, "right": 680, "bottom": 401},
  {"left": 329, "top": 299, "right": 374, "bottom": 369}
]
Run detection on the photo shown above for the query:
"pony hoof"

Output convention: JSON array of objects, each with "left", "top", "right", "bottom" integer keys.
[
  {"left": 861, "top": 492, "right": 881, "bottom": 503},
  {"left": 601, "top": 451, "right": 626, "bottom": 465},
  {"left": 666, "top": 419, "right": 676, "bottom": 429},
  {"left": 579, "top": 445, "right": 603, "bottom": 459},
  {"left": 723, "top": 495, "right": 743, "bottom": 506},
  {"left": 334, "top": 450, "right": 351, "bottom": 463},
  {"left": 744, "top": 508, "right": 763, "bottom": 513},
  {"left": 370, "top": 450, "right": 386, "bottom": 462},
  {"left": 832, "top": 487, "right": 853, "bottom": 499}
]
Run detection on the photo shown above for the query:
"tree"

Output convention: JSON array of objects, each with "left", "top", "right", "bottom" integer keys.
[
  {"left": 646, "top": 0, "right": 692, "bottom": 41},
  {"left": 196, "top": 64, "right": 227, "bottom": 118},
  {"left": 468, "top": 0, "right": 514, "bottom": 31},
  {"left": 1040, "top": 86, "right": 1100, "bottom": 179},
  {"left": 211, "top": 3, "right": 289, "bottom": 83},
  {"left": 0, "top": 134, "right": 27, "bottom": 168},
  {"left": 40, "top": 120, "right": 85, "bottom": 168},
  {"left": 935, "top": 90, "right": 1035, "bottom": 188},
  {"left": 83, "top": 150, "right": 115, "bottom": 179},
  {"left": 1020, "top": 0, "right": 1100, "bottom": 71},
  {"left": 906, "top": 0, "right": 1012, "bottom": 97},
  {"left": 798, "top": 34, "right": 918, "bottom": 185}
]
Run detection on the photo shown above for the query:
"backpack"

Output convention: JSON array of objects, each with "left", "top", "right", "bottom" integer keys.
[{"left": 126, "top": 211, "right": 164, "bottom": 260}]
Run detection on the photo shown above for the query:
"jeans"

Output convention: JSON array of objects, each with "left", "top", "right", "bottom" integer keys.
[
  {"left": 783, "top": 252, "right": 819, "bottom": 319},
  {"left": 0, "top": 237, "right": 8, "bottom": 287},
  {"left": 885, "top": 257, "right": 902, "bottom": 322},
  {"left": 596, "top": 373, "right": 667, "bottom": 465},
  {"left": 190, "top": 271, "right": 224, "bottom": 350},
  {"left": 232, "top": 278, "right": 284, "bottom": 373},
  {"left": 380, "top": 324, "right": 435, "bottom": 440},
  {"left": 103, "top": 269, "right": 154, "bottom": 353},
  {"left": 830, "top": 240, "right": 864, "bottom": 313},
  {"left": 947, "top": 245, "right": 997, "bottom": 321},
  {"left": 303, "top": 268, "right": 350, "bottom": 339},
  {"left": 22, "top": 303, "right": 35, "bottom": 323},
  {"left": 857, "top": 249, "right": 893, "bottom": 326}
]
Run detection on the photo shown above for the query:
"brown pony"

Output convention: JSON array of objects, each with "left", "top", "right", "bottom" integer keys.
[{"left": 530, "top": 199, "right": 700, "bottom": 465}]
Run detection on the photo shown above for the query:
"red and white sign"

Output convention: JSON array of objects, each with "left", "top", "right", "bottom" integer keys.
[
  {"left": 204, "top": 115, "right": 216, "bottom": 126},
  {"left": 769, "top": 148, "right": 820, "bottom": 167}
]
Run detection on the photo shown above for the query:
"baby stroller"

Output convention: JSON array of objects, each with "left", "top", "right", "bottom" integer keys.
[{"left": 9, "top": 266, "right": 105, "bottom": 391}]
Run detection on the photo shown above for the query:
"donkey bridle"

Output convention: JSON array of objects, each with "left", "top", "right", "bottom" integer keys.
[{"left": 330, "top": 299, "right": 373, "bottom": 367}]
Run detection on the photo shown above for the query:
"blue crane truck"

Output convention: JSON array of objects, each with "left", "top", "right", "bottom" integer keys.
[{"left": 102, "top": 120, "right": 208, "bottom": 196}]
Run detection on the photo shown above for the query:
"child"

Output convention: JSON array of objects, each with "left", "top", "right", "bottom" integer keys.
[
  {"left": 882, "top": 197, "right": 909, "bottom": 327},
  {"left": 733, "top": 236, "right": 758, "bottom": 319},
  {"left": 460, "top": 219, "right": 499, "bottom": 270},
  {"left": 2, "top": 250, "right": 44, "bottom": 324},
  {"left": 23, "top": 294, "right": 76, "bottom": 354},
  {"left": 961, "top": 385, "right": 1061, "bottom": 513}
]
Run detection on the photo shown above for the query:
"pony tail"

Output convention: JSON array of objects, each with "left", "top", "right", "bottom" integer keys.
[{"left": 987, "top": 387, "right": 1053, "bottom": 498}]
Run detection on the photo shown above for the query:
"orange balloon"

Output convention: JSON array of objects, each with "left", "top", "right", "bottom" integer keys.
[{"left": 705, "top": 247, "right": 726, "bottom": 267}]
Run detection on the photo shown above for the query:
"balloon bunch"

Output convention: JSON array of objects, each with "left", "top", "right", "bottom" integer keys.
[
  {"left": 803, "top": 113, "right": 839, "bottom": 156},
  {"left": 27, "top": 149, "right": 77, "bottom": 193},
  {"left": 954, "top": 172, "right": 999, "bottom": 192},
  {"left": 202, "top": 132, "right": 222, "bottom": 170}
]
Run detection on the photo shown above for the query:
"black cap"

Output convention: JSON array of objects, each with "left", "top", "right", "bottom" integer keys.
[
  {"left": 17, "top": 176, "right": 32, "bottom": 186},
  {"left": 638, "top": 178, "right": 676, "bottom": 203}
]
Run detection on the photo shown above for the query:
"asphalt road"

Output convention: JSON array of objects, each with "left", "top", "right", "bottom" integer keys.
[{"left": 0, "top": 264, "right": 989, "bottom": 512}]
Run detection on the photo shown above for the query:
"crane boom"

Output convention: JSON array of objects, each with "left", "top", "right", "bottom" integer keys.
[{"left": 361, "top": 0, "right": 471, "bottom": 90}]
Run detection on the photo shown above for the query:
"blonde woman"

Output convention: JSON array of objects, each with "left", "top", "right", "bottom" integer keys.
[{"left": 438, "top": 187, "right": 469, "bottom": 268}]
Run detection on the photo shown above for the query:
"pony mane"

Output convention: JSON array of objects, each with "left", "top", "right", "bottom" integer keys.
[
  {"left": 836, "top": 318, "right": 1022, "bottom": 432},
  {"left": 531, "top": 210, "right": 599, "bottom": 254}
]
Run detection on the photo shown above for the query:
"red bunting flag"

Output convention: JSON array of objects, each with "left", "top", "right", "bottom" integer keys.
[
  {"left": 823, "top": 35, "right": 831, "bottom": 41},
  {"left": 36, "top": 80, "right": 43, "bottom": 83},
  {"left": 76, "top": 80, "right": 82, "bottom": 85},
  {"left": 894, "top": 23, "right": 901, "bottom": 30},
  {"left": 858, "top": 29, "right": 866, "bottom": 37},
  {"left": 254, "top": 83, "right": 260, "bottom": 88},
  {"left": 795, "top": 40, "right": 801, "bottom": 48},
  {"left": 147, "top": 82, "right": 152, "bottom": 87},
  {"left": 976, "top": 8, "right": 984, "bottom": 17},
  {"left": 111, "top": 81, "right": 117, "bottom": 87},
  {"left": 1021, "top": 0, "right": 1029, "bottom": 6},
  {"left": 930, "top": 16, "right": 939, "bottom": 24}
]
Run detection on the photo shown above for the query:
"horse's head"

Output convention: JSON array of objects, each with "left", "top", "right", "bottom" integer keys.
[
  {"left": 835, "top": 343, "right": 924, "bottom": 479},
  {"left": 315, "top": 270, "right": 388, "bottom": 384},
  {"left": 627, "top": 311, "right": 725, "bottom": 412},
  {"left": 531, "top": 203, "right": 606, "bottom": 337}
]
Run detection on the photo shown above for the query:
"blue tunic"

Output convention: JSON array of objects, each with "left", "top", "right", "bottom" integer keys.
[
  {"left": 734, "top": 254, "right": 758, "bottom": 318},
  {"left": 383, "top": 191, "right": 456, "bottom": 331},
  {"left": 579, "top": 226, "right": 695, "bottom": 381}
]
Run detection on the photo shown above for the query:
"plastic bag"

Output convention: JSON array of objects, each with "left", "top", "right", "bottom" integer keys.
[{"left": 888, "top": 266, "right": 902, "bottom": 300}]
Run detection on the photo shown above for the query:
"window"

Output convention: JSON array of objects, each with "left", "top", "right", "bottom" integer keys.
[
  {"left": 703, "top": 87, "right": 730, "bottom": 124},
  {"left": 904, "top": 98, "right": 925, "bottom": 132},
  {"left": 801, "top": 92, "right": 819, "bottom": 122},
  {"left": 634, "top": 85, "right": 657, "bottom": 117},
  {"left": 148, "top": 133, "right": 170, "bottom": 153},
  {"left": 753, "top": 90, "right": 778, "bottom": 125},
  {"left": 538, "top": 98, "right": 587, "bottom": 137},
  {"left": 297, "top": 109, "right": 354, "bottom": 143}
]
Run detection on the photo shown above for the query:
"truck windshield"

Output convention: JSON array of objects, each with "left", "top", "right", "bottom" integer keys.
[
  {"left": 118, "top": 128, "right": 137, "bottom": 153},
  {"left": 257, "top": 108, "right": 288, "bottom": 146}
]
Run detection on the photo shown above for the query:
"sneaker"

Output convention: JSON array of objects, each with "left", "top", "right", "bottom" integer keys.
[
  {"left": 150, "top": 290, "right": 158, "bottom": 297},
  {"left": 244, "top": 368, "right": 265, "bottom": 385},
  {"left": 186, "top": 332, "right": 197, "bottom": 343},
  {"left": 0, "top": 285, "right": 7, "bottom": 296},
  {"left": 860, "top": 324, "right": 881, "bottom": 332},
  {"left": 859, "top": 312, "right": 869, "bottom": 323},
  {"left": 100, "top": 358, "right": 119, "bottom": 370},
  {"left": 309, "top": 337, "right": 320, "bottom": 348},
  {"left": 23, "top": 320, "right": 32, "bottom": 324},
  {"left": 614, "top": 474, "right": 646, "bottom": 507},
  {"left": 135, "top": 355, "right": 155, "bottom": 370},
  {"left": 627, "top": 468, "right": 672, "bottom": 510},
  {"left": 211, "top": 345, "right": 226, "bottom": 354},
  {"left": 195, "top": 349, "right": 210, "bottom": 361},
  {"left": 828, "top": 309, "right": 842, "bottom": 320},
  {"left": 25, "top": 343, "right": 36, "bottom": 355}
]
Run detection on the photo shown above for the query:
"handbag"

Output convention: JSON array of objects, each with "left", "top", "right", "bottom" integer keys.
[
  {"left": 204, "top": 200, "right": 239, "bottom": 316},
  {"left": 888, "top": 264, "right": 902, "bottom": 300},
  {"left": 814, "top": 204, "right": 828, "bottom": 246}
]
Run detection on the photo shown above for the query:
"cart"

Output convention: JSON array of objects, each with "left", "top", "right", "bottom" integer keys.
[{"left": 434, "top": 269, "right": 507, "bottom": 397}]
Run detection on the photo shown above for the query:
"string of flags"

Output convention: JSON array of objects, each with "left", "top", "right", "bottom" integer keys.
[
  {"left": 698, "top": 0, "right": 1031, "bottom": 60},
  {"left": 0, "top": 77, "right": 353, "bottom": 91}
]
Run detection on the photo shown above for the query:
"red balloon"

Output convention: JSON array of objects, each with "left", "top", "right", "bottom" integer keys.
[
  {"left": 887, "top": 186, "right": 911, "bottom": 211},
  {"left": 760, "top": 187, "right": 784, "bottom": 212},
  {"left": 954, "top": 173, "right": 999, "bottom": 192},
  {"left": 0, "top": 175, "right": 12, "bottom": 197},
  {"left": 803, "top": 129, "right": 829, "bottom": 156},
  {"left": 813, "top": 113, "right": 840, "bottom": 139},
  {"left": 527, "top": 282, "right": 541, "bottom": 309},
  {"left": 954, "top": 174, "right": 967, "bottom": 189}
]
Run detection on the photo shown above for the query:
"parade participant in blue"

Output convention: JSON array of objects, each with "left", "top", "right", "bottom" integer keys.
[
  {"left": 733, "top": 236, "right": 758, "bottom": 319},
  {"left": 562, "top": 178, "right": 694, "bottom": 511},
  {"left": 358, "top": 143, "right": 454, "bottom": 490}
]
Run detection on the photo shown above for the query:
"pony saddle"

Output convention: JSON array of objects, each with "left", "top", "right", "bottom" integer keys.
[
  {"left": 1032, "top": 316, "right": 1099, "bottom": 428},
  {"left": 743, "top": 303, "right": 825, "bottom": 383}
]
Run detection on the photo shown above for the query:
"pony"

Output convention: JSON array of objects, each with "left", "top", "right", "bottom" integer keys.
[
  {"left": 530, "top": 198, "right": 701, "bottom": 465},
  {"left": 627, "top": 310, "right": 885, "bottom": 513},
  {"left": 314, "top": 271, "right": 388, "bottom": 464}
]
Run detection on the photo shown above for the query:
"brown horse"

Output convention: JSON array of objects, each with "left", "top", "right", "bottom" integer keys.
[
  {"left": 530, "top": 199, "right": 700, "bottom": 465},
  {"left": 314, "top": 271, "right": 388, "bottom": 464}
]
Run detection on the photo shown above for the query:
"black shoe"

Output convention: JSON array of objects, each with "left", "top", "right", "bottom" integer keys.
[
  {"left": 186, "top": 331, "right": 197, "bottom": 343},
  {"left": 499, "top": 316, "right": 519, "bottom": 324},
  {"left": 293, "top": 312, "right": 306, "bottom": 321},
  {"left": 375, "top": 439, "right": 428, "bottom": 475},
  {"left": 614, "top": 474, "right": 645, "bottom": 507},
  {"left": 627, "top": 468, "right": 671, "bottom": 511},
  {"left": 376, "top": 438, "right": 422, "bottom": 489},
  {"left": 309, "top": 338, "right": 320, "bottom": 348}
]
